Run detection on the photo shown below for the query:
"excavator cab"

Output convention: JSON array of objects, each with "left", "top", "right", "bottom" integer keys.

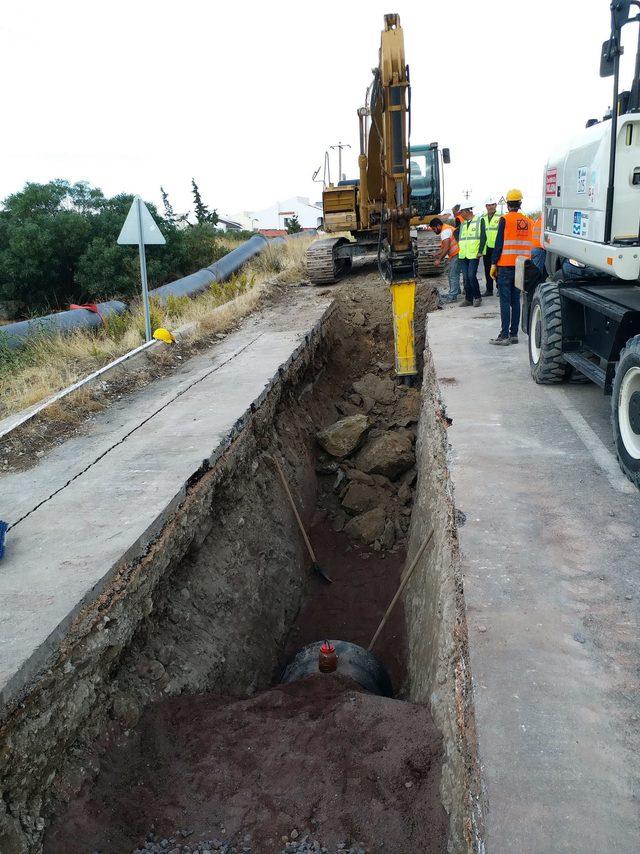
[{"left": 409, "top": 144, "right": 446, "bottom": 217}]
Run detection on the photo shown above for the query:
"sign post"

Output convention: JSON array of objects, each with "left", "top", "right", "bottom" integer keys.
[{"left": 117, "top": 196, "right": 166, "bottom": 342}]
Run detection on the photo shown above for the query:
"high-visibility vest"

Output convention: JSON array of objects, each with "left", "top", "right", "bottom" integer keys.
[
  {"left": 458, "top": 217, "right": 482, "bottom": 260},
  {"left": 482, "top": 212, "right": 501, "bottom": 251},
  {"left": 531, "top": 216, "right": 543, "bottom": 249},
  {"left": 440, "top": 224, "right": 459, "bottom": 258},
  {"left": 497, "top": 211, "right": 532, "bottom": 267}
]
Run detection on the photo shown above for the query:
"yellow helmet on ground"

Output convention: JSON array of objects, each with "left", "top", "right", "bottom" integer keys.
[
  {"left": 506, "top": 188, "right": 523, "bottom": 202},
  {"left": 153, "top": 327, "right": 175, "bottom": 344}
]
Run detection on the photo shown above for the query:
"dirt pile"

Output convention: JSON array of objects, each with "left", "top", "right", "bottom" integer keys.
[{"left": 44, "top": 677, "right": 446, "bottom": 854}]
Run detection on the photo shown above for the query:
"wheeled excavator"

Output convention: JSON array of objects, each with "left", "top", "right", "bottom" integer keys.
[
  {"left": 522, "top": 0, "right": 640, "bottom": 485},
  {"left": 305, "top": 13, "right": 450, "bottom": 377}
]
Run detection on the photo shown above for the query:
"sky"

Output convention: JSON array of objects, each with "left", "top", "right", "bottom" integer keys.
[{"left": 1, "top": 0, "right": 638, "bottom": 218}]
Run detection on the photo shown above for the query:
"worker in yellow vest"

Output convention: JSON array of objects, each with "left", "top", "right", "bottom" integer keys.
[
  {"left": 457, "top": 203, "right": 486, "bottom": 307},
  {"left": 489, "top": 188, "right": 532, "bottom": 345},
  {"left": 481, "top": 196, "right": 501, "bottom": 297}
]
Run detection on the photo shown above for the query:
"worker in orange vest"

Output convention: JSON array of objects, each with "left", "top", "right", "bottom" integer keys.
[
  {"left": 530, "top": 214, "right": 546, "bottom": 273},
  {"left": 430, "top": 217, "right": 461, "bottom": 302},
  {"left": 489, "top": 189, "right": 532, "bottom": 345}
]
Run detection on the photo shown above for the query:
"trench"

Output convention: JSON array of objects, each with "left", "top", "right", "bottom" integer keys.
[{"left": 1, "top": 272, "right": 481, "bottom": 854}]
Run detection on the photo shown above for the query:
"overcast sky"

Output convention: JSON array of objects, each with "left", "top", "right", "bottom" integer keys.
[{"left": 1, "top": 0, "right": 637, "bottom": 217}]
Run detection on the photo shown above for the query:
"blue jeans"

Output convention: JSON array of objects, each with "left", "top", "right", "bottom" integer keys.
[
  {"left": 497, "top": 267, "right": 521, "bottom": 337},
  {"left": 459, "top": 257, "right": 481, "bottom": 301},
  {"left": 444, "top": 255, "right": 461, "bottom": 299}
]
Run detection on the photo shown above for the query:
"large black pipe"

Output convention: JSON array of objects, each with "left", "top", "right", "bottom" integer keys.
[
  {"left": 0, "top": 301, "right": 127, "bottom": 351},
  {"left": 152, "top": 233, "right": 269, "bottom": 302}
]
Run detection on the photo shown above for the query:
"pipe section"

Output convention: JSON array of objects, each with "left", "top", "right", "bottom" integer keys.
[{"left": 0, "top": 301, "right": 127, "bottom": 351}]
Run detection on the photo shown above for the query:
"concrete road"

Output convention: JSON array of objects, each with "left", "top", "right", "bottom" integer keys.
[
  {"left": 0, "top": 290, "right": 332, "bottom": 711},
  {"left": 429, "top": 296, "right": 640, "bottom": 852}
]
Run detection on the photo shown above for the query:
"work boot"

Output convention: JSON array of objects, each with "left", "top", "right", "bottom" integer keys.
[
  {"left": 510, "top": 335, "right": 519, "bottom": 344},
  {"left": 473, "top": 298, "right": 482, "bottom": 307},
  {"left": 489, "top": 334, "right": 510, "bottom": 345},
  {"left": 460, "top": 299, "right": 472, "bottom": 307},
  {"left": 483, "top": 289, "right": 493, "bottom": 297}
]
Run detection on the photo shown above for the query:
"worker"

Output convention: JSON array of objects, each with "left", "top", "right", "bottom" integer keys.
[
  {"left": 452, "top": 203, "right": 464, "bottom": 228},
  {"left": 481, "top": 197, "right": 501, "bottom": 297},
  {"left": 457, "top": 203, "right": 486, "bottom": 307},
  {"left": 489, "top": 188, "right": 532, "bottom": 345},
  {"left": 530, "top": 213, "right": 546, "bottom": 273},
  {"left": 430, "top": 217, "right": 461, "bottom": 302}
]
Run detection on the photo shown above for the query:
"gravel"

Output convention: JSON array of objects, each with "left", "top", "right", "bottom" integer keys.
[{"left": 130, "top": 829, "right": 367, "bottom": 854}]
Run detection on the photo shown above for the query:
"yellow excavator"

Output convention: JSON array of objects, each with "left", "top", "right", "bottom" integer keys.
[{"left": 306, "top": 13, "right": 450, "bottom": 377}]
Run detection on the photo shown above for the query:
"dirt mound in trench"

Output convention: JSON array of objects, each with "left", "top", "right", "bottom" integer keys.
[{"left": 44, "top": 676, "right": 446, "bottom": 854}]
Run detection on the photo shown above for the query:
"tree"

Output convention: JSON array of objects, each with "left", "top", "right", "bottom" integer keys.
[
  {"left": 286, "top": 213, "right": 302, "bottom": 234},
  {"left": 0, "top": 180, "right": 226, "bottom": 312},
  {"left": 160, "top": 186, "right": 176, "bottom": 223},
  {"left": 191, "top": 178, "right": 219, "bottom": 226}
]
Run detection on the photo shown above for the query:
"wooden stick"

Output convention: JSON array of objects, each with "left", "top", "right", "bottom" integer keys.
[
  {"left": 368, "top": 528, "right": 435, "bottom": 652},
  {"left": 270, "top": 454, "right": 318, "bottom": 564}
]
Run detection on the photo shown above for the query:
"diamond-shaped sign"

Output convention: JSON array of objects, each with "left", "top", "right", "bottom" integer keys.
[{"left": 117, "top": 196, "right": 166, "bottom": 245}]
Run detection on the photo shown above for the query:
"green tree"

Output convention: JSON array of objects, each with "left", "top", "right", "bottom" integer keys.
[
  {"left": 191, "top": 178, "right": 219, "bottom": 226},
  {"left": 160, "top": 186, "right": 176, "bottom": 223},
  {"left": 285, "top": 213, "right": 302, "bottom": 234},
  {"left": 0, "top": 180, "right": 227, "bottom": 312}
]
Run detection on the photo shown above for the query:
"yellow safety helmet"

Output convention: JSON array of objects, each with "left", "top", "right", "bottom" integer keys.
[
  {"left": 506, "top": 188, "right": 523, "bottom": 202},
  {"left": 153, "top": 327, "right": 175, "bottom": 344}
]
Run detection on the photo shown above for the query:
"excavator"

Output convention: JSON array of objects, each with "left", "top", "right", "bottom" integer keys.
[{"left": 305, "top": 13, "right": 450, "bottom": 378}]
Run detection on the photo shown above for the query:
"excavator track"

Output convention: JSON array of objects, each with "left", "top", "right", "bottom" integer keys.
[
  {"left": 416, "top": 230, "right": 440, "bottom": 277},
  {"left": 305, "top": 237, "right": 352, "bottom": 285}
]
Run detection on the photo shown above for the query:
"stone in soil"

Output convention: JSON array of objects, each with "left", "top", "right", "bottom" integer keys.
[
  {"left": 353, "top": 431, "right": 415, "bottom": 480},
  {"left": 352, "top": 373, "right": 395, "bottom": 406},
  {"left": 343, "top": 506, "right": 387, "bottom": 545},
  {"left": 316, "top": 415, "right": 370, "bottom": 458},
  {"left": 341, "top": 482, "right": 389, "bottom": 515}
]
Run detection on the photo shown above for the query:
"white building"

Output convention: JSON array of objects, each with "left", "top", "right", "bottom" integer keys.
[{"left": 230, "top": 196, "right": 323, "bottom": 232}]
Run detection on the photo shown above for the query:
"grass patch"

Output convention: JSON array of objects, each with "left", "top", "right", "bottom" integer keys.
[{"left": 0, "top": 235, "right": 317, "bottom": 420}]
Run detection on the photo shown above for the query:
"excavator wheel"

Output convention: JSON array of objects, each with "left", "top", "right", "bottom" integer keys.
[
  {"left": 305, "top": 237, "right": 352, "bottom": 285},
  {"left": 528, "top": 280, "right": 571, "bottom": 384},
  {"left": 416, "top": 230, "right": 440, "bottom": 277}
]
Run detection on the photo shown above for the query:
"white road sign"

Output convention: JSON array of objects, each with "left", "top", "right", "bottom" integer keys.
[{"left": 117, "top": 196, "right": 166, "bottom": 245}]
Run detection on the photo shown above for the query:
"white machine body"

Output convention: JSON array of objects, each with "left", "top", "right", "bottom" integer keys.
[{"left": 542, "top": 115, "right": 640, "bottom": 281}]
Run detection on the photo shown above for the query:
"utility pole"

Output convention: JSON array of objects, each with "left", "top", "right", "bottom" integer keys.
[
  {"left": 462, "top": 188, "right": 472, "bottom": 201},
  {"left": 330, "top": 141, "right": 351, "bottom": 182}
]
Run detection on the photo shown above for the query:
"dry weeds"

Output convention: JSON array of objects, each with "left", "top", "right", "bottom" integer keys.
[{"left": 0, "top": 235, "right": 317, "bottom": 422}]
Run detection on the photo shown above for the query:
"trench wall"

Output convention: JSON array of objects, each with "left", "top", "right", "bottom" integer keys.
[
  {"left": 403, "top": 325, "right": 485, "bottom": 854},
  {"left": 0, "top": 311, "right": 338, "bottom": 854}
]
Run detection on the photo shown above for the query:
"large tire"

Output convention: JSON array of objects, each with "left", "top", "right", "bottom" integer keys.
[
  {"left": 611, "top": 335, "right": 640, "bottom": 488},
  {"left": 528, "top": 280, "right": 569, "bottom": 384}
]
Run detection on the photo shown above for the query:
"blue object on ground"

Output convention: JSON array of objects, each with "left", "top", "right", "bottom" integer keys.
[{"left": 0, "top": 521, "right": 7, "bottom": 560}]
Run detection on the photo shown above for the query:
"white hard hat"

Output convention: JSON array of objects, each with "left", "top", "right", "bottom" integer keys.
[{"left": 485, "top": 196, "right": 497, "bottom": 205}]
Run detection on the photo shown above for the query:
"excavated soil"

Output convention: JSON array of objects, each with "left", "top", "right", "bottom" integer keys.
[{"left": 39, "top": 270, "right": 448, "bottom": 854}]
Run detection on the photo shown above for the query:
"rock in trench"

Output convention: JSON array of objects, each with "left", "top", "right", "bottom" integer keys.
[
  {"left": 316, "top": 414, "right": 369, "bottom": 458},
  {"left": 354, "top": 431, "right": 415, "bottom": 480},
  {"left": 341, "top": 482, "right": 389, "bottom": 515},
  {"left": 352, "top": 373, "right": 396, "bottom": 405},
  {"left": 344, "top": 506, "right": 387, "bottom": 545}
]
